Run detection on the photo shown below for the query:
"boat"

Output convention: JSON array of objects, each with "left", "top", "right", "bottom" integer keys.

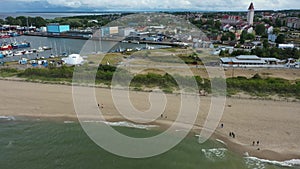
[
  {"left": 2, "top": 51, "right": 13, "bottom": 57},
  {"left": 0, "top": 35, "right": 11, "bottom": 39},
  {"left": 37, "top": 47, "right": 44, "bottom": 53},
  {"left": 11, "top": 42, "right": 31, "bottom": 49},
  {"left": 8, "top": 32, "right": 20, "bottom": 37},
  {"left": 42, "top": 46, "right": 52, "bottom": 50},
  {"left": 14, "top": 51, "right": 23, "bottom": 56},
  {"left": 25, "top": 50, "right": 33, "bottom": 55},
  {"left": 0, "top": 44, "right": 13, "bottom": 51}
]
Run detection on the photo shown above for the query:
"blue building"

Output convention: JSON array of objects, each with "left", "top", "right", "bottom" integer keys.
[
  {"left": 101, "top": 27, "right": 110, "bottom": 37},
  {"left": 47, "top": 23, "right": 70, "bottom": 34}
]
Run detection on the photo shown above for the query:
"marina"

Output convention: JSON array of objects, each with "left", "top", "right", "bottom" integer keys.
[{"left": 0, "top": 35, "right": 171, "bottom": 63}]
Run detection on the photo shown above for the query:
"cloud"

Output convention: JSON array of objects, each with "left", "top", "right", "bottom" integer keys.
[{"left": 0, "top": 0, "right": 299, "bottom": 12}]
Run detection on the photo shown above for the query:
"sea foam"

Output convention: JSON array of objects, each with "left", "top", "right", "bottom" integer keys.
[
  {"left": 245, "top": 156, "right": 300, "bottom": 168},
  {"left": 201, "top": 148, "right": 227, "bottom": 161},
  {"left": 64, "top": 121, "right": 75, "bottom": 124},
  {"left": 82, "top": 120, "right": 158, "bottom": 130},
  {"left": 0, "top": 116, "right": 16, "bottom": 121}
]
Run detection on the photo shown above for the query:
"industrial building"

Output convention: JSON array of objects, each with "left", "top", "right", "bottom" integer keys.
[{"left": 47, "top": 23, "right": 70, "bottom": 35}]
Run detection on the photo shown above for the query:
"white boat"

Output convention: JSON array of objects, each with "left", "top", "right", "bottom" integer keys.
[
  {"left": 25, "top": 50, "right": 33, "bottom": 55},
  {"left": 42, "top": 46, "right": 52, "bottom": 50},
  {"left": 37, "top": 47, "right": 44, "bottom": 53},
  {"left": 14, "top": 51, "right": 23, "bottom": 56}
]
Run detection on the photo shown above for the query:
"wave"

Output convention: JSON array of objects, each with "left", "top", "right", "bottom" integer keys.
[
  {"left": 245, "top": 156, "right": 300, "bottom": 168},
  {"left": 215, "top": 139, "right": 227, "bottom": 146},
  {"left": 64, "top": 121, "right": 75, "bottom": 124},
  {"left": 0, "top": 116, "right": 16, "bottom": 121},
  {"left": 82, "top": 120, "right": 158, "bottom": 130},
  {"left": 201, "top": 148, "right": 227, "bottom": 161}
]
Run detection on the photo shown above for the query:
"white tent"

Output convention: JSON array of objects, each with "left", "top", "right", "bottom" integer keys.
[{"left": 62, "top": 54, "right": 85, "bottom": 65}]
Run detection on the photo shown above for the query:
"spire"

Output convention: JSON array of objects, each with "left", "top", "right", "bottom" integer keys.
[{"left": 248, "top": 2, "right": 254, "bottom": 10}]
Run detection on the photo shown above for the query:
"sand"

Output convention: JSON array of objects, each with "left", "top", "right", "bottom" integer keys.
[{"left": 0, "top": 79, "right": 299, "bottom": 161}]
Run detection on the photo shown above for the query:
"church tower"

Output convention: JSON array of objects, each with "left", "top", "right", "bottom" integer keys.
[{"left": 247, "top": 2, "right": 254, "bottom": 25}]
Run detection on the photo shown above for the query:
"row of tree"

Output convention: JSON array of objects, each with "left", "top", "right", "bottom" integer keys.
[
  {"left": 220, "top": 47, "right": 300, "bottom": 59},
  {"left": 12, "top": 65, "right": 300, "bottom": 98},
  {"left": 0, "top": 14, "right": 123, "bottom": 28},
  {"left": 1, "top": 16, "right": 47, "bottom": 28}
]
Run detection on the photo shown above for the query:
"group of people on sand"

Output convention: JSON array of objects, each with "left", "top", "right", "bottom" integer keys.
[
  {"left": 252, "top": 141, "right": 260, "bottom": 146},
  {"left": 98, "top": 103, "right": 104, "bottom": 109},
  {"left": 229, "top": 132, "right": 236, "bottom": 138},
  {"left": 220, "top": 123, "right": 261, "bottom": 150},
  {"left": 160, "top": 114, "right": 167, "bottom": 119},
  {"left": 220, "top": 123, "right": 236, "bottom": 138}
]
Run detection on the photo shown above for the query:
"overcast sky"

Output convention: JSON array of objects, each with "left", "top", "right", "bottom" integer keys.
[{"left": 0, "top": 0, "right": 299, "bottom": 12}]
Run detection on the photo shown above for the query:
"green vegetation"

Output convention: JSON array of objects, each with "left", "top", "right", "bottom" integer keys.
[
  {"left": 221, "top": 47, "right": 300, "bottom": 60},
  {"left": 4, "top": 16, "right": 47, "bottom": 28},
  {"left": 0, "top": 66, "right": 299, "bottom": 98},
  {"left": 2, "top": 14, "right": 125, "bottom": 29},
  {"left": 275, "top": 34, "right": 286, "bottom": 44},
  {"left": 227, "top": 75, "right": 300, "bottom": 98},
  {"left": 255, "top": 24, "right": 266, "bottom": 36},
  {"left": 221, "top": 32, "right": 236, "bottom": 42},
  {"left": 0, "top": 68, "right": 21, "bottom": 77}
]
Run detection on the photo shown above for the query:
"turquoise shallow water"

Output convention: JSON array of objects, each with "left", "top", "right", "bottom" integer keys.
[{"left": 0, "top": 117, "right": 298, "bottom": 169}]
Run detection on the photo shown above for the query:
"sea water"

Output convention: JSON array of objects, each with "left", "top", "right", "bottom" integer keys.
[{"left": 0, "top": 116, "right": 299, "bottom": 169}]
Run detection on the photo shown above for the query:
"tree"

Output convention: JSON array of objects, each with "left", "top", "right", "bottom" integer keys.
[
  {"left": 240, "top": 30, "right": 247, "bottom": 44},
  {"left": 245, "top": 33, "right": 255, "bottom": 40},
  {"left": 34, "top": 17, "right": 47, "bottom": 27},
  {"left": 263, "top": 39, "right": 269, "bottom": 48},
  {"left": 5, "top": 16, "right": 16, "bottom": 25},
  {"left": 214, "top": 20, "right": 222, "bottom": 30},
  {"left": 16, "top": 16, "right": 27, "bottom": 26},
  {"left": 275, "top": 34, "right": 285, "bottom": 44},
  {"left": 0, "top": 19, "right": 4, "bottom": 25},
  {"left": 221, "top": 34, "right": 228, "bottom": 42},
  {"left": 275, "top": 18, "right": 282, "bottom": 27},
  {"left": 273, "top": 28, "right": 280, "bottom": 35},
  {"left": 228, "top": 32, "right": 236, "bottom": 41},
  {"left": 255, "top": 24, "right": 266, "bottom": 36}
]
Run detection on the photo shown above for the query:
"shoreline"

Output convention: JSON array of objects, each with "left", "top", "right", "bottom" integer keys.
[
  {"left": 2, "top": 113, "right": 300, "bottom": 162},
  {"left": 0, "top": 79, "right": 300, "bottom": 162}
]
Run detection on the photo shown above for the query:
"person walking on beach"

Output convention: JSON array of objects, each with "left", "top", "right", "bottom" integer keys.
[
  {"left": 252, "top": 141, "right": 255, "bottom": 146},
  {"left": 257, "top": 141, "right": 260, "bottom": 146},
  {"left": 232, "top": 132, "right": 235, "bottom": 138}
]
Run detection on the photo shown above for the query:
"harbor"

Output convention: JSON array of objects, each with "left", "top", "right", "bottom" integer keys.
[{"left": 0, "top": 35, "right": 171, "bottom": 64}]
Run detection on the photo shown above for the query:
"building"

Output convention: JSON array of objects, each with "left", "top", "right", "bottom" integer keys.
[
  {"left": 247, "top": 2, "right": 255, "bottom": 25},
  {"left": 119, "top": 27, "right": 136, "bottom": 37},
  {"left": 221, "top": 15, "right": 242, "bottom": 25},
  {"left": 278, "top": 44, "right": 295, "bottom": 49},
  {"left": 286, "top": 17, "right": 300, "bottom": 29},
  {"left": 268, "top": 34, "right": 277, "bottom": 42},
  {"left": 220, "top": 55, "right": 282, "bottom": 68},
  {"left": 47, "top": 23, "right": 70, "bottom": 35},
  {"left": 101, "top": 26, "right": 119, "bottom": 37}
]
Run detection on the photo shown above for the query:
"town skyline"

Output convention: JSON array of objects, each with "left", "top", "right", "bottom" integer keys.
[{"left": 0, "top": 0, "right": 299, "bottom": 13}]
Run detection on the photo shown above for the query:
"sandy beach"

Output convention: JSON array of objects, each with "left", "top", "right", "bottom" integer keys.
[{"left": 0, "top": 79, "right": 299, "bottom": 161}]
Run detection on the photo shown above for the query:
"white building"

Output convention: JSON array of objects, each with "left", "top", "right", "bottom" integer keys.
[
  {"left": 247, "top": 2, "right": 255, "bottom": 25},
  {"left": 278, "top": 44, "right": 295, "bottom": 49},
  {"left": 119, "top": 27, "right": 136, "bottom": 37},
  {"left": 220, "top": 55, "right": 283, "bottom": 68},
  {"left": 62, "top": 54, "right": 85, "bottom": 65}
]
